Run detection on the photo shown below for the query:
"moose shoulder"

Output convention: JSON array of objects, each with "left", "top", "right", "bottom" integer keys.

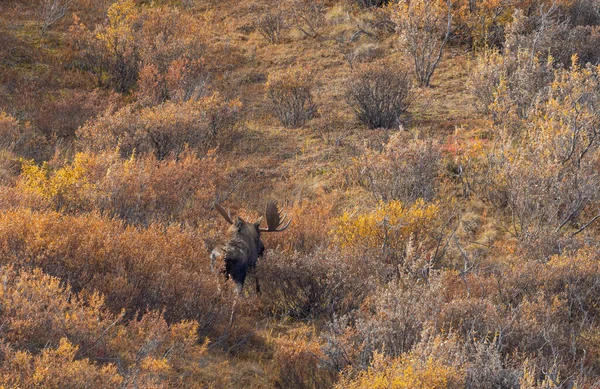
[{"left": 211, "top": 201, "right": 291, "bottom": 293}]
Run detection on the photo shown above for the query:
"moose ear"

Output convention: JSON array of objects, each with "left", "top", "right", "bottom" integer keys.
[
  {"left": 234, "top": 217, "right": 243, "bottom": 231},
  {"left": 254, "top": 216, "right": 263, "bottom": 228}
]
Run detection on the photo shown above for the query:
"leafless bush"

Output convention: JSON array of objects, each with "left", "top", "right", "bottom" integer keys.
[
  {"left": 321, "top": 275, "right": 443, "bottom": 370},
  {"left": 390, "top": 0, "right": 452, "bottom": 87},
  {"left": 568, "top": 0, "right": 600, "bottom": 27},
  {"left": 345, "top": 65, "right": 411, "bottom": 129},
  {"left": 465, "top": 340, "right": 520, "bottom": 389},
  {"left": 266, "top": 69, "right": 317, "bottom": 128},
  {"left": 255, "top": 9, "right": 287, "bottom": 44},
  {"left": 41, "top": 0, "right": 72, "bottom": 34},
  {"left": 289, "top": 0, "right": 326, "bottom": 39},
  {"left": 258, "top": 249, "right": 372, "bottom": 320},
  {"left": 356, "top": 132, "right": 442, "bottom": 203},
  {"left": 568, "top": 26, "right": 600, "bottom": 65}
]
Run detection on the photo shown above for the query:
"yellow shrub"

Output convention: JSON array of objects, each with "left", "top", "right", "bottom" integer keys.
[
  {"left": 336, "top": 352, "right": 464, "bottom": 389},
  {"left": 18, "top": 153, "right": 94, "bottom": 212},
  {"left": 333, "top": 199, "right": 439, "bottom": 252}
]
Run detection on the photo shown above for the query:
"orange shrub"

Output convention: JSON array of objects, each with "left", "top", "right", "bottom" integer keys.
[
  {"left": 0, "top": 210, "right": 229, "bottom": 332},
  {"left": 262, "top": 197, "right": 335, "bottom": 254},
  {"left": 0, "top": 111, "right": 48, "bottom": 161},
  {"left": 0, "top": 265, "right": 216, "bottom": 388},
  {"left": 0, "top": 111, "right": 20, "bottom": 150},
  {"left": 70, "top": 0, "right": 205, "bottom": 97},
  {"left": 0, "top": 338, "right": 123, "bottom": 389},
  {"left": 271, "top": 330, "right": 336, "bottom": 389},
  {"left": 77, "top": 94, "right": 241, "bottom": 160},
  {"left": 16, "top": 148, "right": 224, "bottom": 225},
  {"left": 33, "top": 89, "right": 119, "bottom": 141}
]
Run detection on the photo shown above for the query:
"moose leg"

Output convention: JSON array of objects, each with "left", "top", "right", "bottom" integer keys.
[
  {"left": 255, "top": 276, "right": 261, "bottom": 295},
  {"left": 229, "top": 296, "right": 237, "bottom": 328}
]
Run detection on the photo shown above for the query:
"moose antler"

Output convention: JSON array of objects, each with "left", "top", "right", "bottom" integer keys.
[
  {"left": 259, "top": 202, "right": 292, "bottom": 232},
  {"left": 214, "top": 201, "right": 233, "bottom": 225}
]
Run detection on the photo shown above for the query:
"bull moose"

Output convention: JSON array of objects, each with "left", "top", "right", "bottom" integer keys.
[{"left": 210, "top": 201, "right": 291, "bottom": 293}]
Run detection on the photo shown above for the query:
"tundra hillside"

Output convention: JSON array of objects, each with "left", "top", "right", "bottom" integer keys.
[{"left": 1, "top": 0, "right": 600, "bottom": 388}]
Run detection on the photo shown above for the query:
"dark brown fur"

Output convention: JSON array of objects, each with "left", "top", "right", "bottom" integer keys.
[{"left": 211, "top": 217, "right": 264, "bottom": 293}]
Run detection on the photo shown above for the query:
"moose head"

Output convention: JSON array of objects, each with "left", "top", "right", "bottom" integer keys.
[{"left": 210, "top": 201, "right": 291, "bottom": 293}]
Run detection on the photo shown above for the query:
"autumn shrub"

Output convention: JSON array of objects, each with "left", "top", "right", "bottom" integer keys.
[
  {"left": 389, "top": 0, "right": 451, "bottom": 87},
  {"left": 258, "top": 249, "right": 373, "bottom": 319},
  {"left": 322, "top": 276, "right": 444, "bottom": 370},
  {"left": 345, "top": 64, "right": 411, "bottom": 129},
  {"left": 449, "top": 248, "right": 600, "bottom": 377},
  {"left": 89, "top": 151, "right": 220, "bottom": 225},
  {"left": 0, "top": 210, "right": 230, "bottom": 332},
  {"left": 0, "top": 111, "right": 48, "bottom": 161},
  {"left": 17, "top": 149, "right": 221, "bottom": 225},
  {"left": 255, "top": 8, "right": 288, "bottom": 44},
  {"left": 33, "top": 89, "right": 119, "bottom": 141},
  {"left": 468, "top": 47, "right": 554, "bottom": 120},
  {"left": 0, "top": 338, "right": 123, "bottom": 389},
  {"left": 0, "top": 265, "right": 216, "bottom": 388},
  {"left": 465, "top": 340, "right": 520, "bottom": 389},
  {"left": 475, "top": 61, "right": 600, "bottom": 256},
  {"left": 69, "top": 1, "right": 139, "bottom": 93},
  {"left": 77, "top": 94, "right": 241, "bottom": 159},
  {"left": 0, "top": 111, "right": 21, "bottom": 150},
  {"left": 352, "top": 0, "right": 390, "bottom": 8},
  {"left": 266, "top": 69, "right": 317, "bottom": 128},
  {"left": 0, "top": 265, "right": 119, "bottom": 354},
  {"left": 70, "top": 0, "right": 205, "bottom": 97},
  {"left": 262, "top": 197, "right": 335, "bottom": 254},
  {"left": 468, "top": 8, "right": 600, "bottom": 118},
  {"left": 355, "top": 132, "right": 442, "bottom": 203},
  {"left": 335, "top": 340, "right": 464, "bottom": 389},
  {"left": 272, "top": 331, "right": 336, "bottom": 389},
  {"left": 134, "top": 6, "right": 206, "bottom": 105},
  {"left": 289, "top": 0, "right": 326, "bottom": 38},
  {"left": 333, "top": 199, "right": 445, "bottom": 268}
]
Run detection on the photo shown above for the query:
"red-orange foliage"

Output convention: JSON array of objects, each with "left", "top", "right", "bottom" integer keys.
[
  {"left": 17, "top": 150, "right": 222, "bottom": 225},
  {"left": 0, "top": 210, "right": 228, "bottom": 332},
  {"left": 0, "top": 265, "right": 213, "bottom": 388},
  {"left": 77, "top": 95, "right": 241, "bottom": 160}
]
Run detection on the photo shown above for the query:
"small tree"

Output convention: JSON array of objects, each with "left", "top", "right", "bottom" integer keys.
[
  {"left": 345, "top": 65, "right": 412, "bottom": 129},
  {"left": 390, "top": 0, "right": 452, "bottom": 87},
  {"left": 266, "top": 69, "right": 317, "bottom": 128}
]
